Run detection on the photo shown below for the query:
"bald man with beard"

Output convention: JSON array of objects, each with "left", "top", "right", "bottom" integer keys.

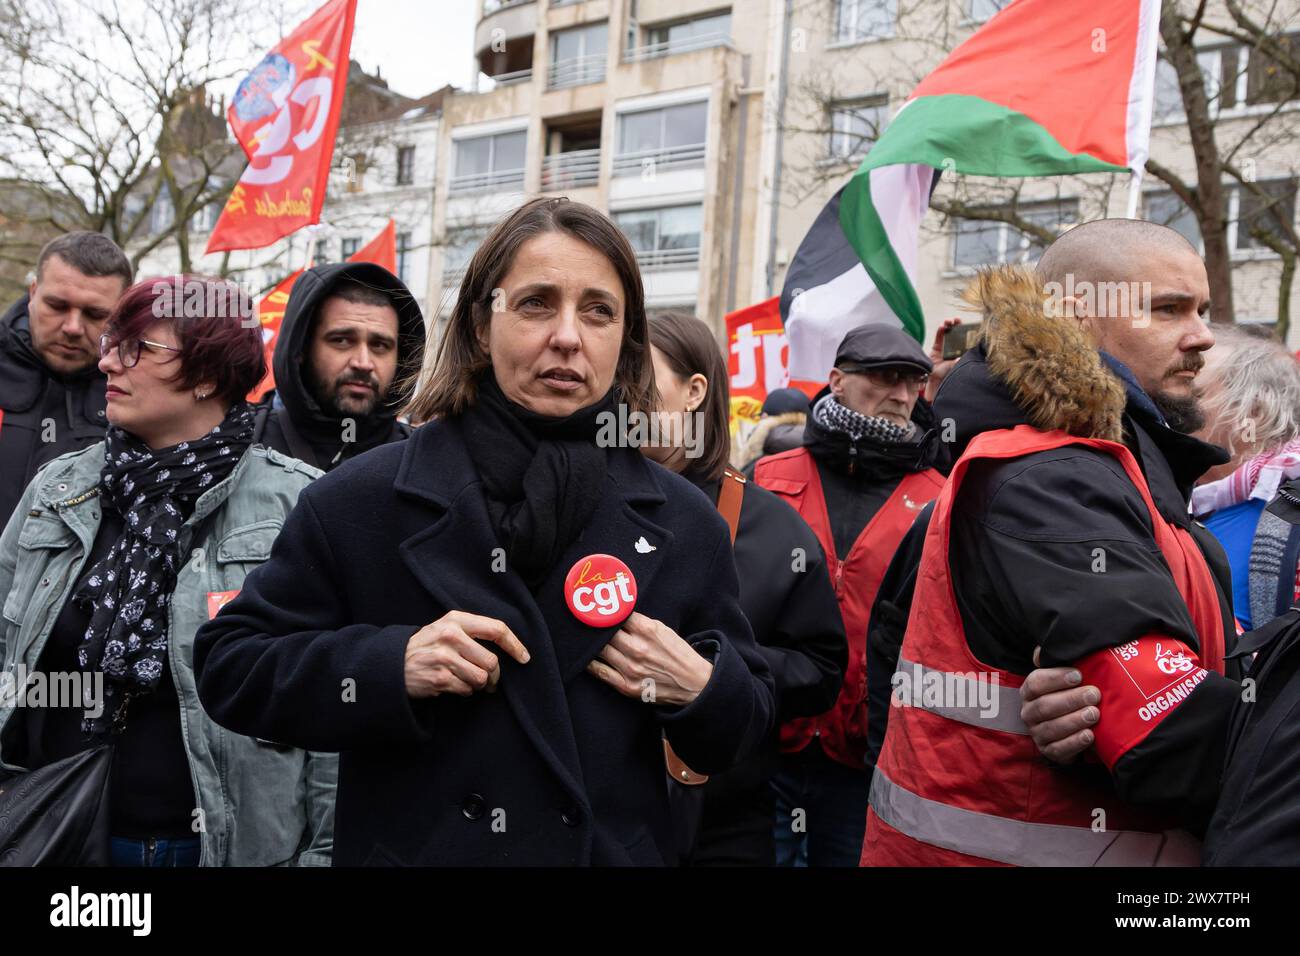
[{"left": 861, "top": 220, "right": 1242, "bottom": 867}]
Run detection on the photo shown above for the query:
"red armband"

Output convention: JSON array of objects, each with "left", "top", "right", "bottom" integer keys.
[{"left": 1075, "top": 636, "right": 1210, "bottom": 769}]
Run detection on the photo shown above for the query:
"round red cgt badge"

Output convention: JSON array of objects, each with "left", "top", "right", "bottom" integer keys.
[{"left": 565, "top": 554, "right": 638, "bottom": 627}]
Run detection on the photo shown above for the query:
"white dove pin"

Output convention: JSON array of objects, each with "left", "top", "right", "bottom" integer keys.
[{"left": 634, "top": 536, "right": 656, "bottom": 554}]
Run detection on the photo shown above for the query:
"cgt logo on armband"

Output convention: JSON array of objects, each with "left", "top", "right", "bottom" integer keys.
[{"left": 565, "top": 554, "right": 637, "bottom": 627}]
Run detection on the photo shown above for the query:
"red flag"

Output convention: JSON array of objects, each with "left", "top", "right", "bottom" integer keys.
[
  {"left": 350, "top": 218, "right": 397, "bottom": 273},
  {"left": 726, "top": 297, "right": 823, "bottom": 435},
  {"left": 248, "top": 270, "right": 303, "bottom": 402},
  {"left": 247, "top": 219, "right": 401, "bottom": 401},
  {"left": 207, "top": 0, "right": 358, "bottom": 255}
]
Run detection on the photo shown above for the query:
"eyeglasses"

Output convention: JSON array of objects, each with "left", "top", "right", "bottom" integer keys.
[
  {"left": 840, "top": 365, "right": 930, "bottom": 391},
  {"left": 99, "top": 334, "right": 182, "bottom": 369}
]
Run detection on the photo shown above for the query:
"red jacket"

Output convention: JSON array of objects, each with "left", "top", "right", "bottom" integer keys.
[
  {"left": 754, "top": 447, "right": 942, "bottom": 768},
  {"left": 861, "top": 426, "right": 1224, "bottom": 866}
]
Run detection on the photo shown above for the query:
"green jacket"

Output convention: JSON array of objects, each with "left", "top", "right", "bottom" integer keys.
[{"left": 0, "top": 441, "right": 336, "bottom": 866}]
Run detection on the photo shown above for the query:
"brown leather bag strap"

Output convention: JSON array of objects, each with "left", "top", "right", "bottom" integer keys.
[
  {"left": 662, "top": 470, "right": 748, "bottom": 789},
  {"left": 664, "top": 738, "right": 709, "bottom": 786},
  {"left": 716, "top": 466, "right": 746, "bottom": 544}
]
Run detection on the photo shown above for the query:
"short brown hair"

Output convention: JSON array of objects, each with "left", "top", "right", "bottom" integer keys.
[
  {"left": 37, "top": 231, "right": 133, "bottom": 288},
  {"left": 647, "top": 311, "right": 732, "bottom": 483},
  {"left": 403, "top": 197, "right": 656, "bottom": 422}
]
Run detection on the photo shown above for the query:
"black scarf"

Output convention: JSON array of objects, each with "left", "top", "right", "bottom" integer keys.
[
  {"left": 461, "top": 376, "right": 614, "bottom": 588},
  {"left": 74, "top": 402, "right": 255, "bottom": 736}
]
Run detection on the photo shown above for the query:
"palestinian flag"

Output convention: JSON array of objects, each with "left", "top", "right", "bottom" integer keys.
[{"left": 782, "top": 0, "right": 1160, "bottom": 381}]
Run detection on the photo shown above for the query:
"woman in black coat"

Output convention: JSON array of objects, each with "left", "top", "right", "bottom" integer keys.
[
  {"left": 644, "top": 312, "right": 846, "bottom": 866},
  {"left": 194, "top": 198, "right": 775, "bottom": 866}
]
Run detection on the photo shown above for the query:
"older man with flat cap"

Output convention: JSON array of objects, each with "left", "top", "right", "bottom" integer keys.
[{"left": 753, "top": 324, "right": 944, "bottom": 866}]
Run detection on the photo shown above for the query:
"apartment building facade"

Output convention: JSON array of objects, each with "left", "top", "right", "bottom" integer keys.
[{"left": 431, "top": 0, "right": 779, "bottom": 335}]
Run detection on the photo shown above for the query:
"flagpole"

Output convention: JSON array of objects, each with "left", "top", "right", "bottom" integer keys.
[{"left": 1126, "top": 170, "right": 1142, "bottom": 219}]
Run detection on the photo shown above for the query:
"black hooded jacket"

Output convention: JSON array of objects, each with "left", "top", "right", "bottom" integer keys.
[
  {"left": 0, "top": 295, "right": 109, "bottom": 528},
  {"left": 865, "top": 336, "right": 1241, "bottom": 833},
  {"left": 253, "top": 262, "right": 425, "bottom": 470}
]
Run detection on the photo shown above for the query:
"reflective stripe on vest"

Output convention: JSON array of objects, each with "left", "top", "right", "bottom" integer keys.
[
  {"left": 870, "top": 766, "right": 1202, "bottom": 867},
  {"left": 866, "top": 425, "right": 1222, "bottom": 867},
  {"left": 893, "top": 657, "right": 1029, "bottom": 735}
]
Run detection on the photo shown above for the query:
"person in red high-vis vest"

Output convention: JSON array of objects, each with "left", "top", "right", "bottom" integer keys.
[
  {"left": 863, "top": 222, "right": 1242, "bottom": 867},
  {"left": 754, "top": 324, "right": 942, "bottom": 867}
]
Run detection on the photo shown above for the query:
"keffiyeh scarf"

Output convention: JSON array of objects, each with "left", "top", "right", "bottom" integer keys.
[{"left": 812, "top": 393, "right": 916, "bottom": 445}]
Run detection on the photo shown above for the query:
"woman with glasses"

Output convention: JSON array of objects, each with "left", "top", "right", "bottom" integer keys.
[{"left": 0, "top": 276, "right": 335, "bottom": 866}]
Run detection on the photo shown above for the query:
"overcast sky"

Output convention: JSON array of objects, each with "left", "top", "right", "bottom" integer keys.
[{"left": 350, "top": 0, "right": 478, "bottom": 97}]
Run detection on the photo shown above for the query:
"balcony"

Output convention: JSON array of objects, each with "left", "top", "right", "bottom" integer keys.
[
  {"left": 634, "top": 247, "right": 700, "bottom": 271},
  {"left": 612, "top": 142, "right": 706, "bottom": 177},
  {"left": 623, "top": 31, "right": 732, "bottom": 63},
  {"left": 542, "top": 148, "right": 601, "bottom": 190},
  {"left": 483, "top": 0, "right": 531, "bottom": 13},
  {"left": 548, "top": 54, "right": 607, "bottom": 89},
  {"left": 477, "top": 67, "right": 533, "bottom": 91},
  {"left": 448, "top": 167, "right": 526, "bottom": 195}
]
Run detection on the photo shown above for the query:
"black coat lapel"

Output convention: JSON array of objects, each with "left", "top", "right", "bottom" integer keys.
[
  {"left": 536, "top": 449, "right": 674, "bottom": 683},
  {"left": 394, "top": 422, "right": 589, "bottom": 812}
]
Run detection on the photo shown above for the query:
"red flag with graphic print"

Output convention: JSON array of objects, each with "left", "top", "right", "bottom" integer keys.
[{"left": 206, "top": 0, "right": 358, "bottom": 255}]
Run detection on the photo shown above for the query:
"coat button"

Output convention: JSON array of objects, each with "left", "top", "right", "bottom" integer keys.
[
  {"left": 461, "top": 793, "right": 486, "bottom": 821},
  {"left": 96, "top": 410, "right": 104, "bottom": 418},
  {"left": 561, "top": 806, "right": 582, "bottom": 827},
  {"left": 56, "top": 483, "right": 67, "bottom": 492}
]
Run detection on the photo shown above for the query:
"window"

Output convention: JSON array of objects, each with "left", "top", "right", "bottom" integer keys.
[
  {"left": 1145, "top": 181, "right": 1297, "bottom": 256},
  {"left": 443, "top": 225, "right": 492, "bottom": 279},
  {"left": 1152, "top": 50, "right": 1223, "bottom": 122},
  {"left": 397, "top": 231, "right": 413, "bottom": 284},
  {"left": 1143, "top": 191, "right": 1202, "bottom": 249},
  {"left": 1154, "top": 36, "right": 1300, "bottom": 122},
  {"left": 966, "top": 0, "right": 1006, "bottom": 22},
  {"left": 1247, "top": 34, "right": 1300, "bottom": 105},
  {"left": 150, "top": 192, "right": 175, "bottom": 235},
  {"left": 451, "top": 130, "right": 527, "bottom": 192},
  {"left": 189, "top": 201, "right": 219, "bottom": 233},
  {"left": 642, "top": 11, "right": 731, "bottom": 56},
  {"left": 549, "top": 22, "right": 608, "bottom": 88},
  {"left": 1235, "top": 179, "right": 1297, "bottom": 253},
  {"left": 346, "top": 153, "right": 367, "bottom": 193},
  {"left": 396, "top": 146, "right": 416, "bottom": 186},
  {"left": 341, "top": 237, "right": 361, "bottom": 260},
  {"left": 187, "top": 177, "right": 222, "bottom": 232},
  {"left": 613, "top": 205, "right": 703, "bottom": 269},
  {"left": 614, "top": 101, "right": 707, "bottom": 174},
  {"left": 313, "top": 239, "right": 333, "bottom": 265},
  {"left": 952, "top": 200, "right": 1078, "bottom": 268},
  {"left": 834, "top": 0, "right": 895, "bottom": 44},
  {"left": 828, "top": 97, "right": 888, "bottom": 160}
]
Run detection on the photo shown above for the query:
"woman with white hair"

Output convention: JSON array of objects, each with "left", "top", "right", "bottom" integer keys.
[{"left": 1190, "top": 324, "right": 1300, "bottom": 629}]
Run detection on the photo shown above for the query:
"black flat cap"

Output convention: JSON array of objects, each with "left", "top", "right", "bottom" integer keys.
[
  {"left": 833, "top": 324, "right": 932, "bottom": 374},
  {"left": 761, "top": 388, "right": 811, "bottom": 416}
]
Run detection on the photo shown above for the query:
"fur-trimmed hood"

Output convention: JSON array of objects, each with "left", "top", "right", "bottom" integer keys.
[
  {"left": 738, "top": 412, "right": 806, "bottom": 468},
  {"left": 959, "top": 265, "right": 1126, "bottom": 442},
  {"left": 933, "top": 266, "right": 1228, "bottom": 495}
]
